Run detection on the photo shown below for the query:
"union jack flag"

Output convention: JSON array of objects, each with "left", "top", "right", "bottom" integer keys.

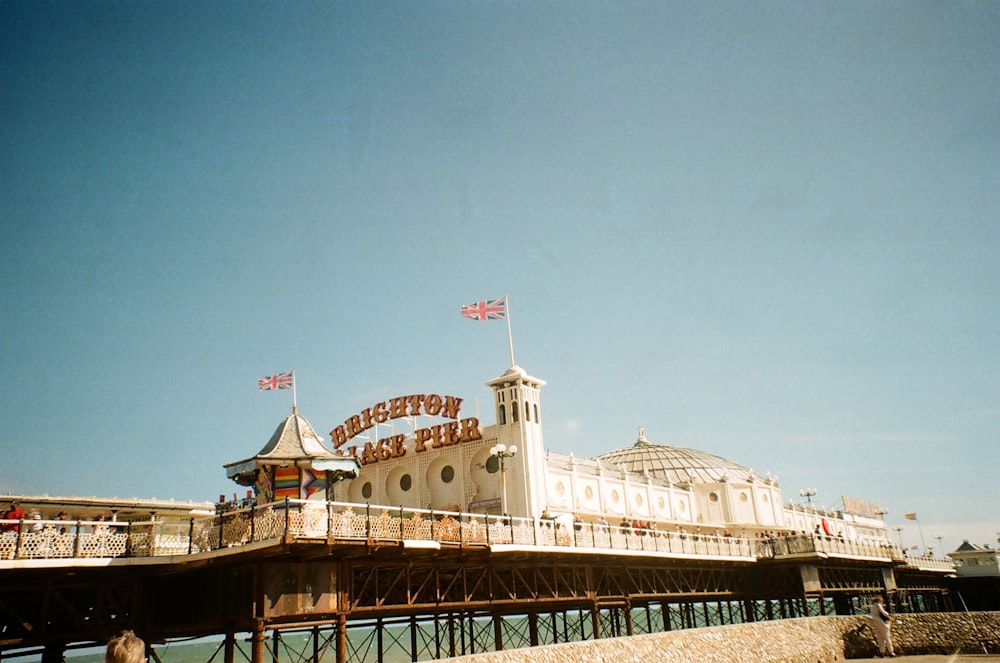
[
  {"left": 461, "top": 298, "right": 506, "bottom": 321},
  {"left": 259, "top": 370, "right": 294, "bottom": 391}
]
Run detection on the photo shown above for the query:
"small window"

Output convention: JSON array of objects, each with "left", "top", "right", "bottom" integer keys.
[
  {"left": 400, "top": 474, "right": 412, "bottom": 492},
  {"left": 512, "top": 401, "right": 519, "bottom": 422},
  {"left": 708, "top": 492, "right": 719, "bottom": 503},
  {"left": 498, "top": 404, "right": 506, "bottom": 425},
  {"left": 486, "top": 456, "right": 500, "bottom": 474},
  {"left": 441, "top": 465, "right": 455, "bottom": 483},
  {"left": 361, "top": 482, "right": 373, "bottom": 499}
]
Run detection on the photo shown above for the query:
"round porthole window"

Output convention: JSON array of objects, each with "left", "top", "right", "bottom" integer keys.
[
  {"left": 708, "top": 492, "right": 719, "bottom": 503},
  {"left": 739, "top": 492, "right": 748, "bottom": 503},
  {"left": 634, "top": 494, "right": 644, "bottom": 506},
  {"left": 762, "top": 494, "right": 769, "bottom": 503},
  {"left": 441, "top": 465, "right": 455, "bottom": 483},
  {"left": 678, "top": 501, "right": 687, "bottom": 513},
  {"left": 585, "top": 486, "right": 594, "bottom": 500},
  {"left": 485, "top": 456, "right": 499, "bottom": 473},
  {"left": 658, "top": 497, "right": 666, "bottom": 509},
  {"left": 556, "top": 482, "right": 566, "bottom": 496},
  {"left": 400, "top": 474, "right": 412, "bottom": 492},
  {"left": 361, "top": 482, "right": 373, "bottom": 499},
  {"left": 611, "top": 490, "right": 620, "bottom": 504}
]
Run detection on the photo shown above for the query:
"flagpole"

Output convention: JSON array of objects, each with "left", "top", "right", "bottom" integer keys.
[
  {"left": 914, "top": 516, "right": 927, "bottom": 554},
  {"left": 504, "top": 294, "right": 516, "bottom": 367},
  {"left": 292, "top": 369, "right": 298, "bottom": 413}
]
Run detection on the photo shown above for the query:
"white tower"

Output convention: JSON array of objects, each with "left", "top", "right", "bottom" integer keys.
[{"left": 485, "top": 365, "right": 546, "bottom": 518}]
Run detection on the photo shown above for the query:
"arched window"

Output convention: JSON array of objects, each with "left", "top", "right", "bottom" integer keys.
[
  {"left": 498, "top": 404, "right": 506, "bottom": 425},
  {"left": 524, "top": 401, "right": 530, "bottom": 422},
  {"left": 512, "top": 401, "right": 519, "bottom": 422},
  {"left": 534, "top": 403, "right": 539, "bottom": 422}
]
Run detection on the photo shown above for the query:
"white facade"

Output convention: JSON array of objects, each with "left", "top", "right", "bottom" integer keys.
[
  {"left": 949, "top": 540, "right": 1000, "bottom": 577},
  {"left": 332, "top": 364, "right": 888, "bottom": 541}
]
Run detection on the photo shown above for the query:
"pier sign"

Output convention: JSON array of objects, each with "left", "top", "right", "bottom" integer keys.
[{"left": 330, "top": 393, "right": 482, "bottom": 466}]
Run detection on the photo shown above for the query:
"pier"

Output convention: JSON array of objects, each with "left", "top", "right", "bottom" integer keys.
[{"left": 0, "top": 498, "right": 957, "bottom": 663}]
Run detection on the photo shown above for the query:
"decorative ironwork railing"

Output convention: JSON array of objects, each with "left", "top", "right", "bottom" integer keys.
[
  {"left": 0, "top": 499, "right": 941, "bottom": 570},
  {"left": 756, "top": 532, "right": 910, "bottom": 563}
]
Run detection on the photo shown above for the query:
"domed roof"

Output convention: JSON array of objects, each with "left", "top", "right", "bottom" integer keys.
[{"left": 595, "top": 428, "right": 756, "bottom": 485}]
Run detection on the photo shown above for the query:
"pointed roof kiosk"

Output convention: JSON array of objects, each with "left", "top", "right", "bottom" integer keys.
[{"left": 225, "top": 407, "right": 360, "bottom": 503}]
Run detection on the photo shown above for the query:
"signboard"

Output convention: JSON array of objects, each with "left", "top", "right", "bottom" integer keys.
[
  {"left": 841, "top": 496, "right": 885, "bottom": 519},
  {"left": 330, "top": 393, "right": 482, "bottom": 466}
]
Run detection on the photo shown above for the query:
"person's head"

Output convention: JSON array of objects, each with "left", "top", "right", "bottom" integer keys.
[
  {"left": 872, "top": 596, "right": 883, "bottom": 604},
  {"left": 105, "top": 630, "right": 146, "bottom": 663}
]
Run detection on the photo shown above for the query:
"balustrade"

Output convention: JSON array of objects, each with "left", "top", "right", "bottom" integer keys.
[{"left": 1, "top": 501, "right": 940, "bottom": 571}]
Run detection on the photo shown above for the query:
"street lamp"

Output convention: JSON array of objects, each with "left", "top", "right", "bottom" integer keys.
[
  {"left": 489, "top": 443, "right": 518, "bottom": 516},
  {"left": 892, "top": 526, "right": 904, "bottom": 547},
  {"left": 934, "top": 534, "right": 944, "bottom": 556},
  {"left": 799, "top": 488, "right": 817, "bottom": 504}
]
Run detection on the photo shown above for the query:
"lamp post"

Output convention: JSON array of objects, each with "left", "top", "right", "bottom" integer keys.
[
  {"left": 892, "top": 526, "right": 904, "bottom": 547},
  {"left": 489, "top": 443, "right": 518, "bottom": 516},
  {"left": 934, "top": 534, "right": 944, "bottom": 557},
  {"left": 799, "top": 488, "right": 817, "bottom": 504}
]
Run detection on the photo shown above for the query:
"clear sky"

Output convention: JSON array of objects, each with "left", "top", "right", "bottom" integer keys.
[{"left": 2, "top": 1, "right": 997, "bottom": 554}]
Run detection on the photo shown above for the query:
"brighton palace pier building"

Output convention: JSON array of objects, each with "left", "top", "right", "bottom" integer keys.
[
  {"left": 333, "top": 364, "right": 875, "bottom": 541},
  {"left": 0, "top": 362, "right": 960, "bottom": 663}
]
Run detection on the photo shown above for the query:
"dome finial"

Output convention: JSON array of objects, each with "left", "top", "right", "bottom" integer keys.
[{"left": 635, "top": 427, "right": 649, "bottom": 446}]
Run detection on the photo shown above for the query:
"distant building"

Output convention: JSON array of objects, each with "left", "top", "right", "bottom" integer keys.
[{"left": 949, "top": 540, "right": 1000, "bottom": 577}]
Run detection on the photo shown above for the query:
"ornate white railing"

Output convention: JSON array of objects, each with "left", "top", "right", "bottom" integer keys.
[{"left": 1, "top": 500, "right": 943, "bottom": 571}]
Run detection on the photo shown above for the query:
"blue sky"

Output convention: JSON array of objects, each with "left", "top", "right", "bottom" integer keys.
[{"left": 2, "top": 1, "right": 997, "bottom": 553}]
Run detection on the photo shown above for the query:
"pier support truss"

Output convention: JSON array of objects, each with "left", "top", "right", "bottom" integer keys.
[{"left": 0, "top": 545, "right": 955, "bottom": 663}]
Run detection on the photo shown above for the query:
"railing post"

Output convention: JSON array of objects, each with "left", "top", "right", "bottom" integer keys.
[
  {"left": 533, "top": 517, "right": 538, "bottom": 546},
  {"left": 328, "top": 500, "right": 335, "bottom": 539},
  {"left": 14, "top": 520, "right": 23, "bottom": 559},
  {"left": 250, "top": 503, "right": 256, "bottom": 542},
  {"left": 365, "top": 503, "right": 371, "bottom": 539},
  {"left": 188, "top": 518, "right": 195, "bottom": 554},
  {"left": 283, "top": 497, "right": 290, "bottom": 537},
  {"left": 399, "top": 505, "right": 405, "bottom": 542},
  {"left": 429, "top": 509, "right": 435, "bottom": 540},
  {"left": 507, "top": 514, "right": 514, "bottom": 543}
]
